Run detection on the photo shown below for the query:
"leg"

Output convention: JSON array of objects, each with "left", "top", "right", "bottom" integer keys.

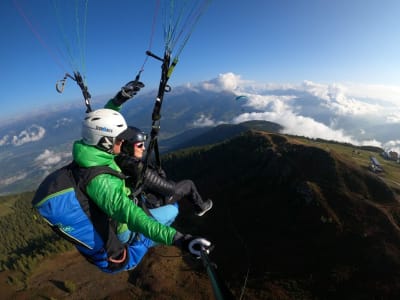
[
  {"left": 173, "top": 180, "right": 213, "bottom": 216},
  {"left": 118, "top": 202, "right": 179, "bottom": 242},
  {"left": 149, "top": 202, "right": 179, "bottom": 226},
  {"left": 173, "top": 180, "right": 204, "bottom": 208},
  {"left": 121, "top": 202, "right": 180, "bottom": 271},
  {"left": 128, "top": 203, "right": 179, "bottom": 249},
  {"left": 123, "top": 235, "right": 152, "bottom": 271}
]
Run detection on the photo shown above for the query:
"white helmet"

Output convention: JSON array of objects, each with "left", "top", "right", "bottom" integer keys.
[{"left": 82, "top": 108, "right": 128, "bottom": 152}]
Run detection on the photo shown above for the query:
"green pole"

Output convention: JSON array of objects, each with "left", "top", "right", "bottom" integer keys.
[{"left": 200, "top": 250, "right": 235, "bottom": 300}]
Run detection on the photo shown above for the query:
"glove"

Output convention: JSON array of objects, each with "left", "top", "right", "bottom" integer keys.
[
  {"left": 112, "top": 80, "right": 145, "bottom": 106},
  {"left": 173, "top": 233, "right": 212, "bottom": 257}
]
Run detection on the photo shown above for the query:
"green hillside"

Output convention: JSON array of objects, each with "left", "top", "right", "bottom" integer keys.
[{"left": 296, "top": 136, "right": 400, "bottom": 193}]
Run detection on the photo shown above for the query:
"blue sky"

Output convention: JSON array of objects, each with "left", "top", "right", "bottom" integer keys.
[{"left": 1, "top": 0, "right": 400, "bottom": 120}]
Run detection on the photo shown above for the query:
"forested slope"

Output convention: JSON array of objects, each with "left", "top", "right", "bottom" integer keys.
[{"left": 0, "top": 192, "right": 72, "bottom": 288}]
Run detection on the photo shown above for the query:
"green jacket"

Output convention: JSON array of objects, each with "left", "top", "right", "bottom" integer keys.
[{"left": 72, "top": 140, "right": 177, "bottom": 245}]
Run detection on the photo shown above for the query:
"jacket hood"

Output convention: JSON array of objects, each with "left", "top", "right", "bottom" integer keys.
[{"left": 73, "top": 140, "right": 121, "bottom": 171}]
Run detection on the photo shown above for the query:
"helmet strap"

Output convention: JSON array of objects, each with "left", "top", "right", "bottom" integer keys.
[{"left": 97, "top": 136, "right": 115, "bottom": 153}]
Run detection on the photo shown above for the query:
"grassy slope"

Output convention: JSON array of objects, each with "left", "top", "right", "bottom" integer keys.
[{"left": 297, "top": 136, "right": 400, "bottom": 193}]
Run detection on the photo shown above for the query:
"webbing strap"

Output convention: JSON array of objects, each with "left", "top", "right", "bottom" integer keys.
[{"left": 140, "top": 50, "right": 172, "bottom": 182}]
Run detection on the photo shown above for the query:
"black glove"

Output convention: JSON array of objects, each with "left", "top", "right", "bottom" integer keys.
[
  {"left": 173, "top": 233, "right": 212, "bottom": 257},
  {"left": 112, "top": 80, "right": 145, "bottom": 106}
]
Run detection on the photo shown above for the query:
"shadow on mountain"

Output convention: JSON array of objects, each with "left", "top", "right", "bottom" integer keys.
[{"left": 163, "top": 130, "right": 400, "bottom": 299}]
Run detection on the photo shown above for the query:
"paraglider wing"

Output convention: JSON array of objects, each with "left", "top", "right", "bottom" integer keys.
[{"left": 235, "top": 95, "right": 248, "bottom": 101}]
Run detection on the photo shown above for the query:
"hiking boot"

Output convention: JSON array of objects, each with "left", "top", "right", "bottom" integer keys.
[{"left": 196, "top": 199, "right": 213, "bottom": 216}]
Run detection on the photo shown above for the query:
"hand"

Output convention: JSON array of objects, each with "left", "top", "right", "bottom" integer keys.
[
  {"left": 121, "top": 80, "right": 145, "bottom": 98},
  {"left": 112, "top": 80, "right": 145, "bottom": 106},
  {"left": 173, "top": 233, "right": 212, "bottom": 257}
]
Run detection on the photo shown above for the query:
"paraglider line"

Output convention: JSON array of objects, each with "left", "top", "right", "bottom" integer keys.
[{"left": 13, "top": 0, "right": 67, "bottom": 72}]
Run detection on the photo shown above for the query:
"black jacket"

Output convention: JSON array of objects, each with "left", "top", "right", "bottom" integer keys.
[{"left": 115, "top": 154, "right": 175, "bottom": 197}]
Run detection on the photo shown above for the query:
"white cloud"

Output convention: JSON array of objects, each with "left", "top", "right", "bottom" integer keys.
[
  {"left": 359, "top": 139, "right": 382, "bottom": 148},
  {"left": 243, "top": 94, "right": 296, "bottom": 110},
  {"left": 12, "top": 125, "right": 46, "bottom": 146},
  {"left": 54, "top": 117, "right": 73, "bottom": 128},
  {"left": 234, "top": 80, "right": 395, "bottom": 119},
  {"left": 192, "top": 114, "right": 219, "bottom": 127},
  {"left": 192, "top": 75, "right": 400, "bottom": 148},
  {"left": 301, "top": 81, "right": 400, "bottom": 106},
  {"left": 325, "top": 96, "right": 381, "bottom": 116},
  {"left": 301, "top": 80, "right": 332, "bottom": 102},
  {"left": 0, "top": 173, "right": 28, "bottom": 186},
  {"left": 192, "top": 73, "right": 400, "bottom": 147},
  {"left": 386, "top": 112, "right": 400, "bottom": 124},
  {"left": 232, "top": 103, "right": 359, "bottom": 145},
  {"left": 201, "top": 73, "right": 244, "bottom": 92},
  {"left": 0, "top": 135, "right": 9, "bottom": 146},
  {"left": 341, "top": 83, "right": 400, "bottom": 106},
  {"left": 299, "top": 81, "right": 383, "bottom": 116},
  {"left": 35, "top": 149, "right": 71, "bottom": 170}
]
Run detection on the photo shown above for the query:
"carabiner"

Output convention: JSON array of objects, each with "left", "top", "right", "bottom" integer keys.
[
  {"left": 55, "top": 73, "right": 74, "bottom": 93},
  {"left": 56, "top": 77, "right": 67, "bottom": 93}
]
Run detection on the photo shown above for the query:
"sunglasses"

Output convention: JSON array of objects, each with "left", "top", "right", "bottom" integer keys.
[{"left": 135, "top": 143, "right": 145, "bottom": 148}]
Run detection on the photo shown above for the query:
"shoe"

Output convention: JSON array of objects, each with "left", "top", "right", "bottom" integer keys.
[{"left": 196, "top": 199, "right": 213, "bottom": 216}]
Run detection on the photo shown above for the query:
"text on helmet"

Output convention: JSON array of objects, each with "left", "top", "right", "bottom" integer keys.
[{"left": 96, "top": 126, "right": 113, "bottom": 133}]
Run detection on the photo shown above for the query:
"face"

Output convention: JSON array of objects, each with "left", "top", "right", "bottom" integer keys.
[
  {"left": 133, "top": 142, "right": 145, "bottom": 159},
  {"left": 113, "top": 139, "right": 124, "bottom": 155}
]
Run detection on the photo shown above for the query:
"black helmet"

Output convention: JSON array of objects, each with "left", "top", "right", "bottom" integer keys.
[{"left": 120, "top": 126, "right": 147, "bottom": 156}]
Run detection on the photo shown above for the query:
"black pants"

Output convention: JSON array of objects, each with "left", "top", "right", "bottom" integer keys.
[{"left": 171, "top": 179, "right": 204, "bottom": 209}]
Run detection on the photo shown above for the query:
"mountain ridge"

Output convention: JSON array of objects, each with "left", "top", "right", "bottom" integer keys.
[
  {"left": 161, "top": 120, "right": 283, "bottom": 152},
  {"left": 0, "top": 119, "right": 281, "bottom": 195}
]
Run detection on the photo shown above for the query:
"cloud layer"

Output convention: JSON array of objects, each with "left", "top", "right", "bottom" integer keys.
[
  {"left": 192, "top": 73, "right": 400, "bottom": 152},
  {"left": 0, "top": 173, "right": 28, "bottom": 186},
  {"left": 35, "top": 149, "right": 71, "bottom": 171},
  {"left": 0, "top": 125, "right": 46, "bottom": 147}
]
